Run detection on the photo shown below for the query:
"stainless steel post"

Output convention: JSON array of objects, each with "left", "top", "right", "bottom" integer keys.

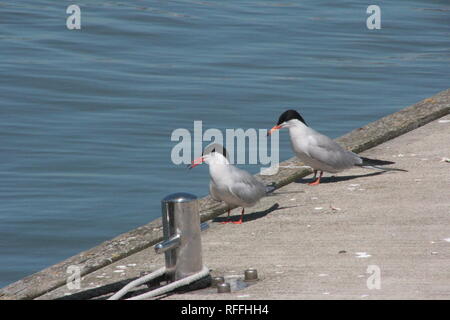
[{"left": 154, "top": 193, "right": 203, "bottom": 282}]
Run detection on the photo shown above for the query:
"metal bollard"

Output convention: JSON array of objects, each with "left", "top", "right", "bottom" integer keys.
[{"left": 154, "top": 193, "right": 203, "bottom": 282}]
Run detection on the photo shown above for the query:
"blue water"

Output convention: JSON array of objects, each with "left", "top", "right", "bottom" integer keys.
[{"left": 0, "top": 0, "right": 449, "bottom": 288}]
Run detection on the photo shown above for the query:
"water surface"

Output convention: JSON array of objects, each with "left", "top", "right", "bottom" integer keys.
[{"left": 0, "top": 0, "right": 449, "bottom": 287}]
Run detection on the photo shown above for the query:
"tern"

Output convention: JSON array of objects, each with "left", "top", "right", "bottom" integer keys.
[
  {"left": 188, "top": 143, "right": 274, "bottom": 224},
  {"left": 268, "top": 109, "right": 406, "bottom": 185}
]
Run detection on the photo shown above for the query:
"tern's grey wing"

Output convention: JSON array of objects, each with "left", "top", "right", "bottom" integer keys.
[
  {"left": 227, "top": 167, "right": 266, "bottom": 206},
  {"left": 307, "top": 133, "right": 360, "bottom": 170}
]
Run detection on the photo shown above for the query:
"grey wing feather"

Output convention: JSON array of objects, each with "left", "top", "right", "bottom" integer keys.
[
  {"left": 227, "top": 167, "right": 266, "bottom": 205},
  {"left": 307, "top": 133, "right": 360, "bottom": 170}
]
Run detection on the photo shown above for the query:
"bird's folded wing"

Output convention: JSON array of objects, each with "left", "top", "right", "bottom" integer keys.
[
  {"left": 228, "top": 169, "right": 265, "bottom": 204},
  {"left": 307, "top": 138, "right": 357, "bottom": 169},
  {"left": 227, "top": 182, "right": 260, "bottom": 205}
]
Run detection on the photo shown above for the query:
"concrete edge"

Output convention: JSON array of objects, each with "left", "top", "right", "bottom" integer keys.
[{"left": 1, "top": 89, "right": 449, "bottom": 300}]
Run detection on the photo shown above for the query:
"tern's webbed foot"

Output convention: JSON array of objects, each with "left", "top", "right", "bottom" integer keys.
[{"left": 308, "top": 178, "right": 321, "bottom": 186}]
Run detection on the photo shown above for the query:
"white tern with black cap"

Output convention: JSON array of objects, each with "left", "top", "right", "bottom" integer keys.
[
  {"left": 268, "top": 109, "right": 406, "bottom": 185},
  {"left": 189, "top": 143, "right": 275, "bottom": 224}
]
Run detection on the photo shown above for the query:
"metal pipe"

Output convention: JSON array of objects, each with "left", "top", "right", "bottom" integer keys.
[
  {"left": 156, "top": 192, "right": 203, "bottom": 282},
  {"left": 109, "top": 193, "right": 207, "bottom": 299},
  {"left": 154, "top": 234, "right": 181, "bottom": 254}
]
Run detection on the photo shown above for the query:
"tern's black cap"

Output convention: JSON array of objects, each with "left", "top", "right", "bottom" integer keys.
[
  {"left": 202, "top": 143, "right": 229, "bottom": 160},
  {"left": 277, "top": 110, "right": 307, "bottom": 126}
]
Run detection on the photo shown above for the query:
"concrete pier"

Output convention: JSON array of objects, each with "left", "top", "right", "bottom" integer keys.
[{"left": 1, "top": 89, "right": 449, "bottom": 300}]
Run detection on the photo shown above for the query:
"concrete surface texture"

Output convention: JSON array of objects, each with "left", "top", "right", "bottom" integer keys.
[
  {"left": 163, "top": 114, "right": 450, "bottom": 300},
  {"left": 38, "top": 114, "right": 450, "bottom": 300}
]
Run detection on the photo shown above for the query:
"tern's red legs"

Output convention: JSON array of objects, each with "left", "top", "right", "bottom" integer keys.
[
  {"left": 232, "top": 208, "right": 245, "bottom": 224},
  {"left": 308, "top": 170, "right": 323, "bottom": 186},
  {"left": 220, "top": 209, "right": 232, "bottom": 224}
]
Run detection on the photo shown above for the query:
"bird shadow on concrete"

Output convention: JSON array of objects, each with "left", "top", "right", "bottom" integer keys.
[
  {"left": 294, "top": 170, "right": 386, "bottom": 185},
  {"left": 213, "top": 203, "right": 280, "bottom": 224},
  {"left": 269, "top": 190, "right": 305, "bottom": 196}
]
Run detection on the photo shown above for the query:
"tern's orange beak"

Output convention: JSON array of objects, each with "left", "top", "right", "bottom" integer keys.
[
  {"left": 188, "top": 156, "right": 204, "bottom": 169},
  {"left": 267, "top": 125, "right": 282, "bottom": 136}
]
